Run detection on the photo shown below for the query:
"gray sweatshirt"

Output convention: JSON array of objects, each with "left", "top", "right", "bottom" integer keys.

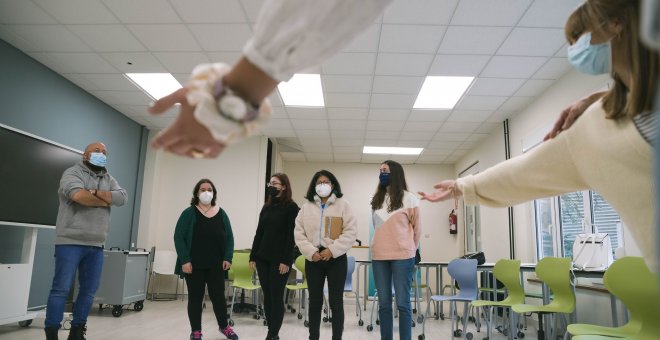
[{"left": 55, "top": 161, "right": 127, "bottom": 247}]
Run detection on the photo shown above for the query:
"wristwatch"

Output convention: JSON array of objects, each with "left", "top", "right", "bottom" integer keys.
[
  {"left": 213, "top": 79, "right": 259, "bottom": 123},
  {"left": 90, "top": 189, "right": 97, "bottom": 196}
]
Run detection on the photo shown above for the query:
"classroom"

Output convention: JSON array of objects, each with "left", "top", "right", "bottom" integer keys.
[{"left": 0, "top": 1, "right": 657, "bottom": 340}]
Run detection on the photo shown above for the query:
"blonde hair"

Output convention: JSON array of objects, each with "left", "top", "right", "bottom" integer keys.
[
  {"left": 577, "top": 0, "right": 658, "bottom": 119},
  {"left": 564, "top": 4, "right": 589, "bottom": 44}
]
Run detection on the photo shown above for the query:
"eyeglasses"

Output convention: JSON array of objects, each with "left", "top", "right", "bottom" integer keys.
[
  {"left": 316, "top": 181, "right": 331, "bottom": 185},
  {"left": 267, "top": 182, "right": 282, "bottom": 187}
]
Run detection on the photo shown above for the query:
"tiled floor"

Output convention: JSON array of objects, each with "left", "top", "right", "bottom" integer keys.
[{"left": 0, "top": 298, "right": 530, "bottom": 340}]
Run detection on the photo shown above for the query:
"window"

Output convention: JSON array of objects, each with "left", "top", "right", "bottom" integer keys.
[{"left": 534, "top": 190, "right": 621, "bottom": 259}]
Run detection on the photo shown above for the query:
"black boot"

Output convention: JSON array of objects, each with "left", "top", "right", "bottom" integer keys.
[
  {"left": 67, "top": 324, "right": 86, "bottom": 340},
  {"left": 44, "top": 327, "right": 59, "bottom": 340}
]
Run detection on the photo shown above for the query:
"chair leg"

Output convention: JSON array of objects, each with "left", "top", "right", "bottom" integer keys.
[
  {"left": 461, "top": 302, "right": 469, "bottom": 337},
  {"left": 537, "top": 313, "right": 545, "bottom": 340},
  {"left": 229, "top": 287, "right": 237, "bottom": 321}
]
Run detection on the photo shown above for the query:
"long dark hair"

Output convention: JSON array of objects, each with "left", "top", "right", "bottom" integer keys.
[
  {"left": 304, "top": 170, "right": 344, "bottom": 202},
  {"left": 370, "top": 160, "right": 408, "bottom": 212},
  {"left": 265, "top": 173, "right": 293, "bottom": 207},
  {"left": 190, "top": 178, "right": 217, "bottom": 206}
]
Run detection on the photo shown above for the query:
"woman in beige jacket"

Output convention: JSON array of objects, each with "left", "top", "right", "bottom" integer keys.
[{"left": 294, "top": 170, "right": 357, "bottom": 340}]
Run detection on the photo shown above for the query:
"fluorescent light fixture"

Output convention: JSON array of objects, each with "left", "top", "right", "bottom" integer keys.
[
  {"left": 277, "top": 74, "right": 324, "bottom": 107},
  {"left": 125, "top": 73, "right": 182, "bottom": 100},
  {"left": 413, "top": 76, "right": 474, "bottom": 109},
  {"left": 363, "top": 146, "right": 423, "bottom": 155}
]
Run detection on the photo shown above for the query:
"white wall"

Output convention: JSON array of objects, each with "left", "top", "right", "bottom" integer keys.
[
  {"left": 281, "top": 161, "right": 463, "bottom": 263},
  {"left": 137, "top": 134, "right": 269, "bottom": 252}
]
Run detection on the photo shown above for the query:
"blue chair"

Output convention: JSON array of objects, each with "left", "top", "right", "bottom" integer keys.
[{"left": 419, "top": 258, "right": 478, "bottom": 340}]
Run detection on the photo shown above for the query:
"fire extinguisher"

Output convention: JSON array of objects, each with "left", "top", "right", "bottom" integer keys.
[{"left": 449, "top": 209, "right": 458, "bottom": 234}]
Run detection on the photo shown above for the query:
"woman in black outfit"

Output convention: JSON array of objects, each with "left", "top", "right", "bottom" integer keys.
[{"left": 249, "top": 173, "right": 300, "bottom": 340}]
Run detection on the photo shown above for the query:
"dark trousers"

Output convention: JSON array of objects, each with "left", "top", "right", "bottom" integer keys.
[
  {"left": 255, "top": 259, "right": 290, "bottom": 337},
  {"left": 305, "top": 254, "right": 347, "bottom": 340},
  {"left": 184, "top": 266, "right": 229, "bottom": 331}
]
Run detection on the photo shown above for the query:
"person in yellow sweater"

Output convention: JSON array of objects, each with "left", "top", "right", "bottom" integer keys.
[{"left": 419, "top": 0, "right": 658, "bottom": 271}]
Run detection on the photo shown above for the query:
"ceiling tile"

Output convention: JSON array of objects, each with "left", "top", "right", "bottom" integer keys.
[
  {"left": 367, "top": 120, "right": 404, "bottom": 132},
  {"left": 170, "top": 0, "right": 246, "bottom": 23},
  {"left": 532, "top": 57, "right": 572, "bottom": 79},
  {"left": 364, "top": 139, "right": 399, "bottom": 147},
  {"left": 34, "top": 52, "right": 118, "bottom": 73},
  {"left": 68, "top": 25, "right": 146, "bottom": 52},
  {"left": 432, "top": 132, "right": 471, "bottom": 142},
  {"left": 331, "top": 130, "right": 365, "bottom": 140},
  {"left": 368, "top": 109, "right": 409, "bottom": 121},
  {"left": 240, "top": 0, "right": 264, "bottom": 22},
  {"left": 329, "top": 120, "right": 366, "bottom": 131},
  {"left": 285, "top": 107, "right": 326, "bottom": 120},
  {"left": 375, "top": 53, "right": 434, "bottom": 76},
  {"left": 302, "top": 144, "right": 332, "bottom": 153},
  {"left": 323, "top": 75, "right": 372, "bottom": 93},
  {"left": 456, "top": 96, "right": 507, "bottom": 111},
  {"left": 0, "top": 0, "right": 57, "bottom": 24},
  {"left": 153, "top": 52, "right": 210, "bottom": 73},
  {"left": 439, "top": 122, "right": 480, "bottom": 134},
  {"left": 366, "top": 130, "right": 398, "bottom": 139},
  {"left": 388, "top": 155, "right": 419, "bottom": 164},
  {"left": 267, "top": 91, "right": 284, "bottom": 107},
  {"left": 429, "top": 55, "right": 490, "bottom": 76},
  {"left": 487, "top": 110, "right": 515, "bottom": 123},
  {"left": 372, "top": 76, "right": 424, "bottom": 94},
  {"left": 383, "top": 0, "right": 457, "bottom": 24},
  {"left": 325, "top": 93, "right": 370, "bottom": 108},
  {"left": 514, "top": 79, "right": 555, "bottom": 97},
  {"left": 467, "top": 78, "right": 526, "bottom": 96},
  {"left": 408, "top": 110, "right": 451, "bottom": 122},
  {"left": 447, "top": 110, "right": 493, "bottom": 123},
  {"left": 9, "top": 25, "right": 91, "bottom": 52},
  {"left": 0, "top": 26, "right": 39, "bottom": 51},
  {"left": 342, "top": 24, "right": 380, "bottom": 52},
  {"left": 34, "top": 0, "right": 118, "bottom": 24},
  {"left": 67, "top": 73, "right": 136, "bottom": 91},
  {"left": 518, "top": 0, "right": 583, "bottom": 28},
  {"left": 101, "top": 52, "right": 166, "bottom": 72},
  {"left": 379, "top": 25, "right": 445, "bottom": 54},
  {"left": 261, "top": 129, "right": 296, "bottom": 138},
  {"left": 437, "top": 26, "right": 510, "bottom": 55},
  {"left": 370, "top": 93, "right": 415, "bottom": 109},
  {"left": 416, "top": 155, "right": 446, "bottom": 164},
  {"left": 396, "top": 141, "right": 427, "bottom": 148},
  {"left": 280, "top": 152, "right": 306, "bottom": 162},
  {"left": 422, "top": 148, "right": 454, "bottom": 156},
  {"left": 332, "top": 138, "right": 365, "bottom": 147},
  {"left": 305, "top": 153, "right": 333, "bottom": 162},
  {"left": 128, "top": 25, "right": 201, "bottom": 51},
  {"left": 265, "top": 119, "right": 292, "bottom": 130},
  {"left": 402, "top": 121, "right": 443, "bottom": 132},
  {"left": 292, "top": 119, "right": 328, "bottom": 130},
  {"left": 496, "top": 28, "right": 565, "bottom": 57},
  {"left": 333, "top": 146, "right": 363, "bottom": 154},
  {"left": 498, "top": 96, "right": 534, "bottom": 113},
  {"left": 475, "top": 122, "right": 501, "bottom": 134},
  {"left": 427, "top": 140, "right": 462, "bottom": 149},
  {"left": 295, "top": 129, "right": 329, "bottom": 139},
  {"left": 322, "top": 53, "right": 376, "bottom": 75},
  {"left": 188, "top": 24, "right": 252, "bottom": 51},
  {"left": 327, "top": 108, "right": 369, "bottom": 120},
  {"left": 90, "top": 90, "right": 151, "bottom": 105},
  {"left": 399, "top": 131, "right": 435, "bottom": 141},
  {"left": 451, "top": 0, "right": 532, "bottom": 26},
  {"left": 102, "top": 0, "right": 181, "bottom": 24},
  {"left": 333, "top": 154, "right": 362, "bottom": 162},
  {"left": 480, "top": 56, "right": 547, "bottom": 78},
  {"left": 466, "top": 133, "right": 491, "bottom": 143},
  {"left": 205, "top": 52, "right": 242, "bottom": 66}
]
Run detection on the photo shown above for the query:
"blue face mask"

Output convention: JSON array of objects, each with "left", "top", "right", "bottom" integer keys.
[
  {"left": 379, "top": 172, "right": 390, "bottom": 186},
  {"left": 89, "top": 152, "right": 107, "bottom": 167},
  {"left": 567, "top": 32, "right": 612, "bottom": 75}
]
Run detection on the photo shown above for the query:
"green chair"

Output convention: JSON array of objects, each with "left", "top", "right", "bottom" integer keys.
[
  {"left": 285, "top": 255, "right": 309, "bottom": 326},
  {"left": 228, "top": 252, "right": 263, "bottom": 326},
  {"left": 472, "top": 259, "right": 525, "bottom": 340},
  {"left": 571, "top": 256, "right": 659, "bottom": 340},
  {"left": 512, "top": 257, "right": 575, "bottom": 340}
]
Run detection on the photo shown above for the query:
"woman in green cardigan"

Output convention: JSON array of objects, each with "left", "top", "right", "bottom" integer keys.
[{"left": 174, "top": 178, "right": 238, "bottom": 340}]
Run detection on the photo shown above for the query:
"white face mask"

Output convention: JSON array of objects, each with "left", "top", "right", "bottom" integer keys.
[
  {"left": 199, "top": 191, "right": 213, "bottom": 205},
  {"left": 315, "top": 183, "right": 332, "bottom": 198}
]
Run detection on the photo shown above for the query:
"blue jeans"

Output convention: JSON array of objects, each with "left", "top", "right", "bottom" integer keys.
[
  {"left": 45, "top": 245, "right": 104, "bottom": 328},
  {"left": 372, "top": 258, "right": 415, "bottom": 340}
]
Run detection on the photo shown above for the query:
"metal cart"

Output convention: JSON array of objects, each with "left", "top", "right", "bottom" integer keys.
[{"left": 92, "top": 248, "right": 150, "bottom": 317}]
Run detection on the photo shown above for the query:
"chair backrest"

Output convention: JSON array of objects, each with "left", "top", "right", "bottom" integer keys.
[
  {"left": 535, "top": 257, "right": 575, "bottom": 313},
  {"left": 231, "top": 252, "right": 254, "bottom": 286},
  {"left": 152, "top": 249, "right": 177, "bottom": 275},
  {"left": 604, "top": 256, "right": 659, "bottom": 338},
  {"left": 448, "top": 258, "right": 479, "bottom": 299},
  {"left": 344, "top": 256, "right": 356, "bottom": 292},
  {"left": 492, "top": 259, "right": 525, "bottom": 304},
  {"left": 293, "top": 255, "right": 307, "bottom": 285}
]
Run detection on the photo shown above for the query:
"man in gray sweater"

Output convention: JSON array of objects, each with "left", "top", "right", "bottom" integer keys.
[{"left": 44, "top": 142, "right": 127, "bottom": 340}]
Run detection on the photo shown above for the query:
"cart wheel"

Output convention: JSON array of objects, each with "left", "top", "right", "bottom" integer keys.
[
  {"left": 466, "top": 332, "right": 473, "bottom": 340},
  {"left": 517, "top": 331, "right": 525, "bottom": 338},
  {"left": 469, "top": 316, "right": 476, "bottom": 322},
  {"left": 291, "top": 308, "right": 296, "bottom": 313},
  {"left": 418, "top": 335, "right": 425, "bottom": 340},
  {"left": 112, "top": 306, "right": 123, "bottom": 317},
  {"left": 413, "top": 308, "right": 417, "bottom": 314},
  {"left": 18, "top": 319, "right": 32, "bottom": 327},
  {"left": 453, "top": 329, "right": 463, "bottom": 337},
  {"left": 502, "top": 329, "right": 509, "bottom": 336},
  {"left": 376, "top": 319, "right": 380, "bottom": 325},
  {"left": 358, "top": 320, "right": 364, "bottom": 326},
  {"left": 304, "top": 320, "right": 309, "bottom": 327},
  {"left": 412, "top": 321, "right": 416, "bottom": 327},
  {"left": 134, "top": 301, "right": 144, "bottom": 311},
  {"left": 366, "top": 325, "right": 373, "bottom": 332},
  {"left": 229, "top": 319, "right": 235, "bottom": 326},
  {"left": 417, "top": 315, "right": 424, "bottom": 323},
  {"left": 323, "top": 317, "right": 328, "bottom": 323},
  {"left": 297, "top": 313, "right": 303, "bottom": 320},
  {"left": 439, "top": 313, "right": 445, "bottom": 320},
  {"left": 62, "top": 319, "right": 71, "bottom": 330}
]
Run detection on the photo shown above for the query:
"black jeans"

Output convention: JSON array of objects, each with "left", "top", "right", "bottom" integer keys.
[
  {"left": 184, "top": 266, "right": 229, "bottom": 331},
  {"left": 255, "top": 259, "right": 290, "bottom": 337},
  {"left": 305, "top": 254, "right": 347, "bottom": 340}
]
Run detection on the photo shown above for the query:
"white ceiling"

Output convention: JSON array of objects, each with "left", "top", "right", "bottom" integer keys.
[{"left": 0, "top": 0, "right": 582, "bottom": 164}]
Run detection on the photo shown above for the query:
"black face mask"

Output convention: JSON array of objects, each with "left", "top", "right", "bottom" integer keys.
[{"left": 267, "top": 186, "right": 280, "bottom": 198}]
